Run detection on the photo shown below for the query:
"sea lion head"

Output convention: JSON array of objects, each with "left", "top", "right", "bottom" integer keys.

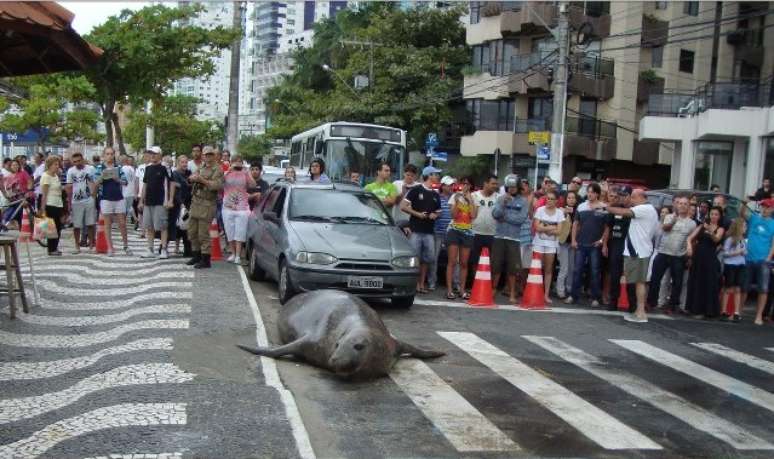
[{"left": 328, "top": 326, "right": 395, "bottom": 379}]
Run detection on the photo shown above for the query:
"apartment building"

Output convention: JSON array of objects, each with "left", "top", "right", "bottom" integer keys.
[{"left": 460, "top": 1, "right": 773, "bottom": 189}]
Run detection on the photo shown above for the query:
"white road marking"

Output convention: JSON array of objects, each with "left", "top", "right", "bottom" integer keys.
[
  {"left": 22, "top": 258, "right": 187, "bottom": 270},
  {"left": 612, "top": 340, "right": 774, "bottom": 414},
  {"left": 525, "top": 336, "right": 773, "bottom": 450},
  {"left": 390, "top": 359, "right": 520, "bottom": 452},
  {"left": 237, "top": 266, "right": 316, "bottom": 459},
  {"left": 767, "top": 348, "right": 774, "bottom": 353},
  {"left": 0, "top": 320, "right": 188, "bottom": 348},
  {"left": 38, "top": 292, "right": 192, "bottom": 311},
  {"left": 20, "top": 264, "right": 192, "bottom": 277},
  {"left": 24, "top": 271, "right": 193, "bottom": 284},
  {"left": 692, "top": 342, "right": 774, "bottom": 376},
  {"left": 35, "top": 279, "right": 191, "bottom": 296},
  {"left": 0, "top": 403, "right": 186, "bottom": 458},
  {"left": 16, "top": 305, "right": 190, "bottom": 326},
  {"left": 414, "top": 299, "right": 674, "bottom": 319},
  {"left": 439, "top": 331, "right": 661, "bottom": 450},
  {"left": 0, "top": 363, "right": 194, "bottom": 424},
  {"left": 0, "top": 338, "right": 173, "bottom": 381},
  {"left": 84, "top": 453, "right": 183, "bottom": 459}
]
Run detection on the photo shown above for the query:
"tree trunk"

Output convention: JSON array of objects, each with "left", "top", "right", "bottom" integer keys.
[
  {"left": 226, "top": 1, "right": 242, "bottom": 153},
  {"left": 103, "top": 100, "right": 115, "bottom": 147},
  {"left": 112, "top": 111, "right": 127, "bottom": 156}
]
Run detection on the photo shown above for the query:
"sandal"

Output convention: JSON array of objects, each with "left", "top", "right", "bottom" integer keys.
[
  {"left": 461, "top": 291, "right": 471, "bottom": 300},
  {"left": 416, "top": 287, "right": 428, "bottom": 294},
  {"left": 446, "top": 292, "right": 457, "bottom": 300}
]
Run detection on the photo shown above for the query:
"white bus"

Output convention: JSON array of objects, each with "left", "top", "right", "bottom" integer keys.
[{"left": 289, "top": 122, "right": 407, "bottom": 181}]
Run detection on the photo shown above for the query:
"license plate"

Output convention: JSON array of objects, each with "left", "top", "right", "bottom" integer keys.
[{"left": 347, "top": 276, "right": 383, "bottom": 289}]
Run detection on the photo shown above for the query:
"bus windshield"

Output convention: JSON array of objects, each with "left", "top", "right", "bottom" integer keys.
[{"left": 324, "top": 139, "right": 404, "bottom": 181}]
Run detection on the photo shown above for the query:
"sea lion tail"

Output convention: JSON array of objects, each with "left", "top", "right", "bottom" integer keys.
[
  {"left": 395, "top": 340, "right": 445, "bottom": 359},
  {"left": 236, "top": 344, "right": 281, "bottom": 358}
]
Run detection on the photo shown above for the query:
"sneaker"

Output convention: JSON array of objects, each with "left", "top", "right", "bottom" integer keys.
[
  {"left": 123, "top": 246, "right": 133, "bottom": 256},
  {"left": 233, "top": 256, "right": 240, "bottom": 265},
  {"left": 47, "top": 251, "right": 62, "bottom": 257},
  {"left": 732, "top": 314, "right": 741, "bottom": 323},
  {"left": 623, "top": 313, "right": 648, "bottom": 323},
  {"left": 591, "top": 300, "right": 600, "bottom": 307},
  {"left": 226, "top": 254, "right": 236, "bottom": 263},
  {"left": 140, "top": 249, "right": 157, "bottom": 259},
  {"left": 159, "top": 249, "right": 169, "bottom": 260},
  {"left": 563, "top": 296, "right": 574, "bottom": 304},
  {"left": 107, "top": 249, "right": 115, "bottom": 257}
]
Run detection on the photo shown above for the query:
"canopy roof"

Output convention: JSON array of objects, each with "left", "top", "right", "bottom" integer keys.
[{"left": 0, "top": 2, "right": 102, "bottom": 77}]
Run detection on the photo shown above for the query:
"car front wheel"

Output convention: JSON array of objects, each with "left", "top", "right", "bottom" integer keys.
[
  {"left": 278, "top": 259, "right": 296, "bottom": 304},
  {"left": 247, "top": 244, "right": 265, "bottom": 281},
  {"left": 392, "top": 296, "right": 414, "bottom": 309}
]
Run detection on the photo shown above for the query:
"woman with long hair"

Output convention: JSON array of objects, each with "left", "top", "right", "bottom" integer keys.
[
  {"left": 556, "top": 190, "right": 579, "bottom": 299},
  {"left": 308, "top": 158, "right": 330, "bottom": 183},
  {"left": 39, "top": 155, "right": 64, "bottom": 256},
  {"left": 685, "top": 206, "right": 725, "bottom": 318},
  {"left": 2, "top": 159, "right": 32, "bottom": 229},
  {"left": 284, "top": 166, "right": 296, "bottom": 183},
  {"left": 445, "top": 177, "right": 477, "bottom": 299},
  {"left": 532, "top": 190, "right": 565, "bottom": 304},
  {"left": 721, "top": 217, "right": 747, "bottom": 322}
]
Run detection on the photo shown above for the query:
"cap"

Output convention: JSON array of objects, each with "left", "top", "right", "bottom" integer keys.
[
  {"left": 203, "top": 146, "right": 215, "bottom": 155},
  {"left": 617, "top": 185, "right": 633, "bottom": 196},
  {"left": 440, "top": 175, "right": 456, "bottom": 186},
  {"left": 422, "top": 165, "right": 442, "bottom": 177},
  {"left": 149, "top": 146, "right": 162, "bottom": 154},
  {"left": 761, "top": 198, "right": 774, "bottom": 208},
  {"left": 504, "top": 174, "right": 519, "bottom": 188}
]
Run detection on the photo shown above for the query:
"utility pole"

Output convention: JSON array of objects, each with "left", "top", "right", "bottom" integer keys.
[
  {"left": 226, "top": 1, "right": 243, "bottom": 154},
  {"left": 145, "top": 100, "right": 154, "bottom": 150},
  {"left": 548, "top": 2, "right": 569, "bottom": 183},
  {"left": 339, "top": 39, "right": 382, "bottom": 90}
]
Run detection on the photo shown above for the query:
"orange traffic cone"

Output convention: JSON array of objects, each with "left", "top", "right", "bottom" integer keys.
[
  {"left": 95, "top": 213, "right": 108, "bottom": 254},
  {"left": 617, "top": 276, "right": 630, "bottom": 311},
  {"left": 18, "top": 208, "right": 31, "bottom": 243},
  {"left": 722, "top": 290, "right": 736, "bottom": 316},
  {"left": 521, "top": 250, "right": 546, "bottom": 309},
  {"left": 209, "top": 218, "right": 223, "bottom": 262},
  {"left": 467, "top": 247, "right": 495, "bottom": 308}
]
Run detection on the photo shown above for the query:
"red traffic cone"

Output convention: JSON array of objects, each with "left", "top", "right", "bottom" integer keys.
[
  {"left": 521, "top": 250, "right": 546, "bottom": 309},
  {"left": 617, "top": 276, "right": 630, "bottom": 311},
  {"left": 722, "top": 290, "right": 736, "bottom": 316},
  {"left": 209, "top": 218, "right": 223, "bottom": 262},
  {"left": 95, "top": 213, "right": 108, "bottom": 254},
  {"left": 18, "top": 207, "right": 31, "bottom": 243},
  {"left": 468, "top": 247, "right": 495, "bottom": 308}
]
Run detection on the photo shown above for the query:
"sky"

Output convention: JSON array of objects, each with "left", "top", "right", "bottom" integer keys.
[{"left": 61, "top": 1, "right": 151, "bottom": 34}]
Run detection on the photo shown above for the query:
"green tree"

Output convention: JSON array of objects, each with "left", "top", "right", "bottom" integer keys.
[
  {"left": 84, "top": 3, "right": 237, "bottom": 154},
  {"left": 266, "top": 4, "right": 468, "bottom": 147},
  {"left": 124, "top": 94, "right": 223, "bottom": 156},
  {"left": 0, "top": 75, "right": 102, "bottom": 151},
  {"left": 238, "top": 134, "right": 272, "bottom": 162}
]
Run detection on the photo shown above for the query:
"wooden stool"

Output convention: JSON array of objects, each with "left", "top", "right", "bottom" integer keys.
[{"left": 0, "top": 237, "right": 29, "bottom": 319}]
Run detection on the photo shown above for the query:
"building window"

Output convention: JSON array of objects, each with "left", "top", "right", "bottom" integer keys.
[
  {"left": 651, "top": 46, "right": 663, "bottom": 68},
  {"left": 679, "top": 49, "right": 695, "bottom": 73},
  {"left": 471, "top": 39, "right": 518, "bottom": 75},
  {"left": 694, "top": 141, "right": 732, "bottom": 192},
  {"left": 683, "top": 1, "right": 699, "bottom": 16},
  {"left": 466, "top": 99, "right": 515, "bottom": 131},
  {"left": 470, "top": 1, "right": 480, "bottom": 24},
  {"left": 584, "top": 2, "right": 610, "bottom": 17},
  {"left": 655, "top": 1, "right": 668, "bottom": 10},
  {"left": 528, "top": 97, "right": 553, "bottom": 119}
]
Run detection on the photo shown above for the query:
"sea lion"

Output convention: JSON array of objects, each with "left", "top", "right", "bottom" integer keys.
[{"left": 238, "top": 289, "right": 444, "bottom": 379}]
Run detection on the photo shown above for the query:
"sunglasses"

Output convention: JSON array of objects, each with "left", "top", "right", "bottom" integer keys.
[{"left": 572, "top": 180, "right": 582, "bottom": 185}]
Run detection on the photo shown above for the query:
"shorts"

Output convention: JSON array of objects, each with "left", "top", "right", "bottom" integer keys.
[
  {"left": 533, "top": 244, "right": 557, "bottom": 254},
  {"left": 491, "top": 238, "right": 521, "bottom": 276},
  {"left": 124, "top": 196, "right": 135, "bottom": 214},
  {"left": 100, "top": 199, "right": 125, "bottom": 215},
  {"left": 71, "top": 200, "right": 96, "bottom": 229},
  {"left": 723, "top": 264, "right": 745, "bottom": 288},
  {"left": 142, "top": 205, "right": 168, "bottom": 231},
  {"left": 446, "top": 228, "right": 473, "bottom": 248},
  {"left": 520, "top": 243, "right": 532, "bottom": 267},
  {"left": 743, "top": 261, "right": 771, "bottom": 293},
  {"left": 410, "top": 232, "right": 435, "bottom": 264},
  {"left": 222, "top": 207, "right": 250, "bottom": 242},
  {"left": 624, "top": 256, "right": 649, "bottom": 284}
]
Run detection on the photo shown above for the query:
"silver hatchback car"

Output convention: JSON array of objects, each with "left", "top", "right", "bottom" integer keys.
[{"left": 245, "top": 181, "right": 419, "bottom": 307}]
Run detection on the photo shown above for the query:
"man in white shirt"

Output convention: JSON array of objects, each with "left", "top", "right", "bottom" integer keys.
[
  {"left": 392, "top": 163, "right": 419, "bottom": 224},
  {"left": 470, "top": 174, "right": 500, "bottom": 277},
  {"left": 121, "top": 155, "right": 137, "bottom": 224},
  {"left": 607, "top": 188, "right": 659, "bottom": 323}
]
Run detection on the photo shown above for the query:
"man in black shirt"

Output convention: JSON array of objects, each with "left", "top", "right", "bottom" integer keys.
[
  {"left": 603, "top": 185, "right": 633, "bottom": 310},
  {"left": 247, "top": 163, "right": 269, "bottom": 210},
  {"left": 400, "top": 165, "right": 441, "bottom": 293},
  {"left": 754, "top": 178, "right": 772, "bottom": 201},
  {"left": 139, "top": 148, "right": 173, "bottom": 259}
]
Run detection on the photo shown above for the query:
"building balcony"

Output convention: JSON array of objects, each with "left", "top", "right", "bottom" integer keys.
[
  {"left": 727, "top": 28, "right": 765, "bottom": 67},
  {"left": 568, "top": 54, "right": 615, "bottom": 100},
  {"left": 467, "top": 2, "right": 557, "bottom": 45},
  {"left": 641, "top": 15, "right": 668, "bottom": 47},
  {"left": 461, "top": 130, "right": 527, "bottom": 156},
  {"left": 568, "top": 5, "right": 610, "bottom": 39},
  {"left": 463, "top": 61, "right": 550, "bottom": 99},
  {"left": 637, "top": 73, "right": 665, "bottom": 103},
  {"left": 647, "top": 78, "right": 774, "bottom": 117},
  {"left": 564, "top": 115, "right": 617, "bottom": 160}
]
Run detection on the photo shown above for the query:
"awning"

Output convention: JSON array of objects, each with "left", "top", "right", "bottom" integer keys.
[{"left": 0, "top": 2, "right": 103, "bottom": 77}]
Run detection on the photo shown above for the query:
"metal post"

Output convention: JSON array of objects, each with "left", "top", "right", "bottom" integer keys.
[
  {"left": 493, "top": 148, "right": 501, "bottom": 177},
  {"left": 549, "top": 1, "right": 569, "bottom": 183},
  {"left": 226, "top": 1, "right": 243, "bottom": 154},
  {"left": 534, "top": 143, "right": 540, "bottom": 189},
  {"left": 145, "top": 100, "right": 154, "bottom": 150}
]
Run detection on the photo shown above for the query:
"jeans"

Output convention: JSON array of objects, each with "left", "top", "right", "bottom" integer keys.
[
  {"left": 556, "top": 243, "right": 575, "bottom": 297},
  {"left": 428, "top": 234, "right": 444, "bottom": 288},
  {"left": 572, "top": 245, "right": 602, "bottom": 301},
  {"left": 410, "top": 232, "right": 436, "bottom": 264},
  {"left": 647, "top": 253, "right": 686, "bottom": 308}
]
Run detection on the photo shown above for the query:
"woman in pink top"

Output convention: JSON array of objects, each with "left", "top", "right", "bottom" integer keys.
[{"left": 222, "top": 155, "right": 256, "bottom": 265}]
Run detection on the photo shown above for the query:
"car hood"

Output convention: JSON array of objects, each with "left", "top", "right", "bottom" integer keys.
[{"left": 288, "top": 221, "right": 412, "bottom": 261}]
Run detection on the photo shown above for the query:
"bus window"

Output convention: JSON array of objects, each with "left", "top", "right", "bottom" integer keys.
[
  {"left": 290, "top": 141, "right": 301, "bottom": 167},
  {"left": 323, "top": 139, "right": 404, "bottom": 182}
]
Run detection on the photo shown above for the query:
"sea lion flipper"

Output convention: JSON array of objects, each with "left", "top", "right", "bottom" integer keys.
[
  {"left": 237, "top": 338, "right": 306, "bottom": 359},
  {"left": 394, "top": 339, "right": 445, "bottom": 359}
]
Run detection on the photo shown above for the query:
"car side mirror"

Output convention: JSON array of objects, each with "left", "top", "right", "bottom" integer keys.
[{"left": 264, "top": 211, "right": 279, "bottom": 223}]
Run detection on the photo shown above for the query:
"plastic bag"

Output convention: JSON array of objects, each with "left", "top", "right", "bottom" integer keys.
[
  {"left": 45, "top": 217, "right": 58, "bottom": 239},
  {"left": 33, "top": 217, "right": 48, "bottom": 241}
]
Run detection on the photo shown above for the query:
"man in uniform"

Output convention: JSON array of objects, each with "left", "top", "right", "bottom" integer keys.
[{"left": 186, "top": 146, "right": 224, "bottom": 269}]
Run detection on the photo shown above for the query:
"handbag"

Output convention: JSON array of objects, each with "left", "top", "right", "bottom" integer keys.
[{"left": 33, "top": 217, "right": 49, "bottom": 240}]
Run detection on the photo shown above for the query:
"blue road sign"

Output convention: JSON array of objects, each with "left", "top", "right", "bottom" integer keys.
[
  {"left": 430, "top": 151, "right": 448, "bottom": 162},
  {"left": 425, "top": 132, "right": 439, "bottom": 148},
  {"left": 537, "top": 146, "right": 551, "bottom": 161}
]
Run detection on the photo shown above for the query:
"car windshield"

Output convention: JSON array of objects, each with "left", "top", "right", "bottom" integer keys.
[
  {"left": 324, "top": 139, "right": 404, "bottom": 182},
  {"left": 289, "top": 189, "right": 392, "bottom": 225}
]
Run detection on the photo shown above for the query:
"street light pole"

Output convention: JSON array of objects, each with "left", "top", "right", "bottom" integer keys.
[
  {"left": 322, "top": 64, "right": 360, "bottom": 98},
  {"left": 548, "top": 2, "right": 569, "bottom": 183}
]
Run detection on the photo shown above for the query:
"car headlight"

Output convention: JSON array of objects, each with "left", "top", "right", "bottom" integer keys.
[
  {"left": 392, "top": 256, "right": 418, "bottom": 269},
  {"left": 295, "top": 251, "right": 338, "bottom": 265}
]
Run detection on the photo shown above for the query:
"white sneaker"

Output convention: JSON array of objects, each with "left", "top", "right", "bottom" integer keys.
[
  {"left": 159, "top": 249, "right": 169, "bottom": 260},
  {"left": 140, "top": 249, "right": 157, "bottom": 259},
  {"left": 226, "top": 254, "right": 236, "bottom": 263},
  {"left": 623, "top": 313, "right": 648, "bottom": 323},
  {"left": 233, "top": 256, "right": 240, "bottom": 265},
  {"left": 123, "top": 246, "right": 132, "bottom": 256}
]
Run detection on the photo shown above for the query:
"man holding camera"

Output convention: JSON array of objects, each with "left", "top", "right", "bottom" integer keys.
[{"left": 186, "top": 146, "right": 224, "bottom": 269}]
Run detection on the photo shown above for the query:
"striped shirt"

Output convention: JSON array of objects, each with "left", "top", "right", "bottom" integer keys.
[{"left": 434, "top": 194, "right": 452, "bottom": 236}]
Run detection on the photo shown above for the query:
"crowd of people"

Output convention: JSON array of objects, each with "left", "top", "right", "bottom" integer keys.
[{"left": 365, "top": 163, "right": 774, "bottom": 326}]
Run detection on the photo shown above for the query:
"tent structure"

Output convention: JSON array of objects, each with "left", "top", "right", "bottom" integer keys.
[{"left": 0, "top": 2, "right": 102, "bottom": 77}]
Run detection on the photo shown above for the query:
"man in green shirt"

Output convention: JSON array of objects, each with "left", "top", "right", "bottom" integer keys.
[{"left": 365, "top": 162, "right": 398, "bottom": 209}]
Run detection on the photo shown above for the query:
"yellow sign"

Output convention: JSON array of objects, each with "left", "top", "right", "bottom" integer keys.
[{"left": 528, "top": 131, "right": 551, "bottom": 145}]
